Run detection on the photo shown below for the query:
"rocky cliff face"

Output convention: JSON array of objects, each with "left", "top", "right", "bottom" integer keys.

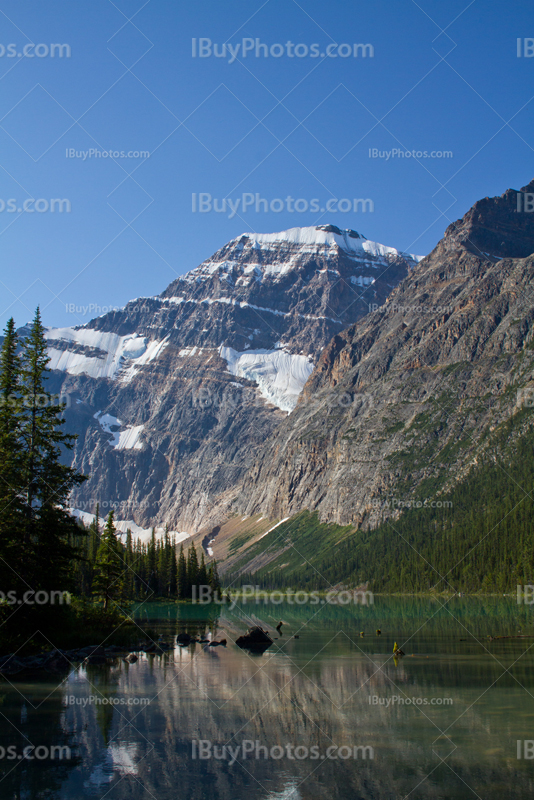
[
  {"left": 45, "top": 225, "right": 418, "bottom": 532},
  {"left": 238, "top": 180, "right": 534, "bottom": 527}
]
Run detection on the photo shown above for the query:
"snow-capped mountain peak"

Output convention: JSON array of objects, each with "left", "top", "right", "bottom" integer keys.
[
  {"left": 180, "top": 224, "right": 422, "bottom": 286},
  {"left": 41, "top": 222, "right": 422, "bottom": 533}
]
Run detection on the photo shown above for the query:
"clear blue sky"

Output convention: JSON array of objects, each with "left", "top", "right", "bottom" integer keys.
[{"left": 0, "top": 0, "right": 533, "bottom": 329}]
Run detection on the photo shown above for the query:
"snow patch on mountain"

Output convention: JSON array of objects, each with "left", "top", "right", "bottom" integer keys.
[
  {"left": 94, "top": 411, "right": 121, "bottom": 434},
  {"left": 68, "top": 509, "right": 190, "bottom": 544},
  {"left": 120, "top": 337, "right": 170, "bottom": 383},
  {"left": 350, "top": 275, "right": 375, "bottom": 286},
  {"left": 219, "top": 346, "right": 314, "bottom": 412},
  {"left": 45, "top": 328, "right": 169, "bottom": 381},
  {"left": 115, "top": 425, "right": 145, "bottom": 451},
  {"left": 258, "top": 517, "right": 290, "bottom": 540},
  {"left": 94, "top": 411, "right": 144, "bottom": 450}
]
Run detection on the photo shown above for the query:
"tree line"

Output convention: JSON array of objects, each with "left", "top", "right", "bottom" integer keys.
[
  {"left": 73, "top": 506, "right": 221, "bottom": 608},
  {"left": 0, "top": 311, "right": 221, "bottom": 642},
  {"left": 0, "top": 310, "right": 84, "bottom": 630}
]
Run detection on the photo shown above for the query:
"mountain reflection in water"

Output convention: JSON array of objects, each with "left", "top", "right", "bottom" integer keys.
[{"left": 1, "top": 598, "right": 533, "bottom": 799}]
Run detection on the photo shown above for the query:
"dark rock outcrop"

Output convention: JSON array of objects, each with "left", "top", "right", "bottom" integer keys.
[{"left": 235, "top": 626, "right": 273, "bottom": 651}]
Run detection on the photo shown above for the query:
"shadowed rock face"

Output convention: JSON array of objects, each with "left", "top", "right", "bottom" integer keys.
[
  {"left": 444, "top": 178, "right": 534, "bottom": 259},
  {"left": 237, "top": 180, "right": 534, "bottom": 527},
  {"left": 43, "top": 226, "right": 417, "bottom": 533}
]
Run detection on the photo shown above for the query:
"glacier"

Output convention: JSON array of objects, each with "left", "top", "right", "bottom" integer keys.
[{"left": 219, "top": 346, "right": 314, "bottom": 413}]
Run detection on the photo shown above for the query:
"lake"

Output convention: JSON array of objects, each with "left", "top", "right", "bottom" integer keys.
[{"left": 2, "top": 596, "right": 534, "bottom": 799}]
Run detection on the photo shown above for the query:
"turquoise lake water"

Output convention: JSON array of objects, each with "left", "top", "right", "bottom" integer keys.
[{"left": 2, "top": 596, "right": 534, "bottom": 799}]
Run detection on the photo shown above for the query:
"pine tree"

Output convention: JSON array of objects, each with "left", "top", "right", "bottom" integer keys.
[
  {"left": 157, "top": 534, "right": 167, "bottom": 595},
  {"left": 20, "top": 308, "right": 86, "bottom": 591},
  {"left": 92, "top": 511, "right": 124, "bottom": 611},
  {"left": 124, "top": 528, "right": 134, "bottom": 599},
  {"left": 197, "top": 551, "right": 208, "bottom": 588},
  {"left": 88, "top": 504, "right": 101, "bottom": 561},
  {"left": 187, "top": 543, "right": 199, "bottom": 598},
  {"left": 177, "top": 544, "right": 188, "bottom": 599},
  {"left": 0, "top": 318, "right": 24, "bottom": 589},
  {"left": 168, "top": 535, "right": 178, "bottom": 597},
  {"left": 209, "top": 559, "right": 221, "bottom": 596},
  {"left": 147, "top": 527, "right": 157, "bottom": 595}
]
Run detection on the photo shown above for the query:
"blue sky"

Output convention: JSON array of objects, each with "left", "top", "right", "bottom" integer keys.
[{"left": 0, "top": 0, "right": 533, "bottom": 329}]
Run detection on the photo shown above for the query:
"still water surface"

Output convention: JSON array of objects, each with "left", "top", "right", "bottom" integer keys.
[{"left": 2, "top": 597, "right": 534, "bottom": 799}]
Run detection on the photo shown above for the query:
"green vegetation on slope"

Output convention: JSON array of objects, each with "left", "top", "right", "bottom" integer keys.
[{"left": 235, "top": 411, "right": 534, "bottom": 593}]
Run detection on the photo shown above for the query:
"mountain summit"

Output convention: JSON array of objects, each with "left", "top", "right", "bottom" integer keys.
[
  {"left": 46, "top": 225, "right": 417, "bottom": 532},
  {"left": 444, "top": 178, "right": 534, "bottom": 259}
]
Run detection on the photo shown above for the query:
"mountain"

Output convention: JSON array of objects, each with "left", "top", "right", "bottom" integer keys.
[
  {"left": 43, "top": 225, "right": 419, "bottom": 533},
  {"left": 232, "top": 179, "right": 534, "bottom": 544}
]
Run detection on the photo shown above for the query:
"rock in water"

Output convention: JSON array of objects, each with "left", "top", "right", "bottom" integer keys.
[
  {"left": 236, "top": 627, "right": 273, "bottom": 652},
  {"left": 124, "top": 653, "right": 138, "bottom": 663}
]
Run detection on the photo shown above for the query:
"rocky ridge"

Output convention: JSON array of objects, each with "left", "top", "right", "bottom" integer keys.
[{"left": 236, "top": 180, "right": 534, "bottom": 528}]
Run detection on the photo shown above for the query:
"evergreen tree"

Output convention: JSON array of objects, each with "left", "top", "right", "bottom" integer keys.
[
  {"left": 147, "top": 528, "right": 157, "bottom": 595},
  {"left": 177, "top": 544, "right": 188, "bottom": 599},
  {"left": 1, "top": 309, "right": 86, "bottom": 600},
  {"left": 209, "top": 559, "right": 221, "bottom": 596},
  {"left": 169, "top": 536, "right": 178, "bottom": 597},
  {"left": 197, "top": 551, "right": 208, "bottom": 588},
  {"left": 0, "top": 318, "right": 24, "bottom": 588},
  {"left": 157, "top": 534, "right": 167, "bottom": 595},
  {"left": 187, "top": 543, "right": 199, "bottom": 597},
  {"left": 22, "top": 310, "right": 86, "bottom": 586},
  {"left": 92, "top": 511, "right": 124, "bottom": 611},
  {"left": 124, "top": 528, "right": 135, "bottom": 598},
  {"left": 88, "top": 504, "right": 101, "bottom": 561}
]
